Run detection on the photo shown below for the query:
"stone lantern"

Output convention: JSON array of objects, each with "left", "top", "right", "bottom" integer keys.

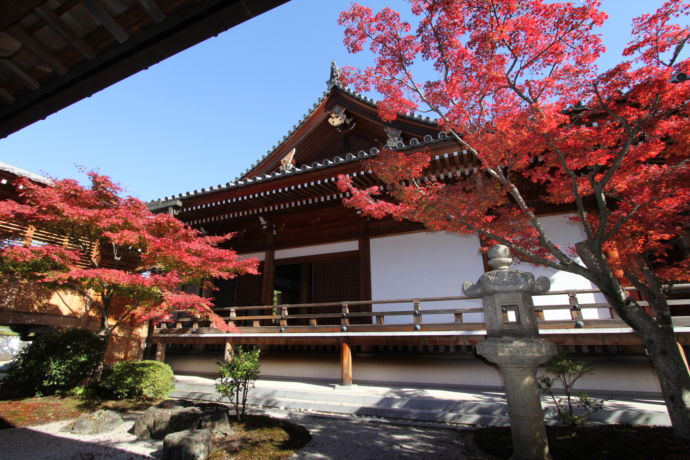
[{"left": 463, "top": 245, "right": 557, "bottom": 460}]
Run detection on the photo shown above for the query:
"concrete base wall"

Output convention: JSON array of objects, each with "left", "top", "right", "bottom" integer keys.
[{"left": 167, "top": 351, "right": 662, "bottom": 394}]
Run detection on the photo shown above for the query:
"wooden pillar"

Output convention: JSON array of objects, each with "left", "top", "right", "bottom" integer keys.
[
  {"left": 261, "top": 247, "right": 275, "bottom": 306},
  {"left": 155, "top": 342, "right": 166, "bottom": 362},
  {"left": 224, "top": 341, "right": 233, "bottom": 362},
  {"left": 358, "top": 235, "right": 371, "bottom": 301},
  {"left": 340, "top": 341, "right": 353, "bottom": 386}
]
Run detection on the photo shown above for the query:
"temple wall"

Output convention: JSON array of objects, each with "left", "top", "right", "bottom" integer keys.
[
  {"left": 369, "top": 231, "right": 484, "bottom": 324},
  {"left": 526, "top": 214, "right": 610, "bottom": 320},
  {"left": 167, "top": 351, "right": 662, "bottom": 394}
]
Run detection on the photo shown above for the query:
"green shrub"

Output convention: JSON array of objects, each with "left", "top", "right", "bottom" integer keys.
[
  {"left": 216, "top": 346, "right": 261, "bottom": 420},
  {"left": 1, "top": 328, "right": 103, "bottom": 397},
  {"left": 537, "top": 351, "right": 604, "bottom": 429},
  {"left": 98, "top": 360, "right": 174, "bottom": 400}
]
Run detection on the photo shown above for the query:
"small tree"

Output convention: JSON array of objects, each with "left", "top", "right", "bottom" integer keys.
[
  {"left": 0, "top": 172, "right": 258, "bottom": 368},
  {"left": 538, "top": 352, "right": 604, "bottom": 429},
  {"left": 216, "top": 346, "right": 261, "bottom": 420}
]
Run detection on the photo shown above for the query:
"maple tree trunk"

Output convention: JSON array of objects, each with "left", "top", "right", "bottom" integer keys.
[
  {"left": 643, "top": 320, "right": 690, "bottom": 439},
  {"left": 601, "top": 285, "right": 690, "bottom": 439},
  {"left": 575, "top": 242, "right": 690, "bottom": 439}
]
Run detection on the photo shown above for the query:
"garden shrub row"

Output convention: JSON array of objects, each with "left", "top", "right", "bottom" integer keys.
[{"left": 0, "top": 328, "right": 173, "bottom": 400}]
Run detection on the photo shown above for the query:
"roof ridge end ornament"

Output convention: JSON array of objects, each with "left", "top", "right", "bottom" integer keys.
[{"left": 327, "top": 60, "right": 341, "bottom": 89}]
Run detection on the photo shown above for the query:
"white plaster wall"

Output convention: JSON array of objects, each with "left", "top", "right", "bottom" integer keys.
[
  {"left": 167, "top": 352, "right": 661, "bottom": 393},
  {"left": 275, "top": 240, "right": 358, "bottom": 260},
  {"left": 370, "top": 231, "right": 484, "bottom": 324},
  {"left": 525, "top": 215, "right": 610, "bottom": 321},
  {"left": 239, "top": 251, "right": 265, "bottom": 262}
]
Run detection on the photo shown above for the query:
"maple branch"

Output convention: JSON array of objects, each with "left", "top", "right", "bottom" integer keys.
[
  {"left": 108, "top": 303, "right": 139, "bottom": 334},
  {"left": 603, "top": 203, "right": 643, "bottom": 242},
  {"left": 446, "top": 212, "right": 593, "bottom": 278},
  {"left": 666, "top": 30, "right": 690, "bottom": 66},
  {"left": 546, "top": 138, "right": 596, "bottom": 244}
]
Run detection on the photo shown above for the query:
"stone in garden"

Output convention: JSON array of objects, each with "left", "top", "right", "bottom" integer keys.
[
  {"left": 162, "top": 429, "right": 211, "bottom": 460},
  {"left": 61, "top": 409, "right": 123, "bottom": 434},
  {"left": 130, "top": 402, "right": 232, "bottom": 439}
]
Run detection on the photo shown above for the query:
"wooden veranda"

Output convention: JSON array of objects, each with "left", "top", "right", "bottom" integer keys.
[{"left": 152, "top": 285, "right": 690, "bottom": 385}]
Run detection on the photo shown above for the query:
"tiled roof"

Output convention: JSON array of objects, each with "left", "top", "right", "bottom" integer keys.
[
  {"left": 148, "top": 130, "right": 455, "bottom": 208},
  {"left": 148, "top": 63, "right": 443, "bottom": 206},
  {"left": 0, "top": 161, "right": 51, "bottom": 184}
]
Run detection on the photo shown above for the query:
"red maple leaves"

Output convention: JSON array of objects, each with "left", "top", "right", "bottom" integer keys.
[
  {"left": 0, "top": 172, "right": 258, "bottom": 335},
  {"left": 338, "top": 0, "right": 690, "bottom": 284}
]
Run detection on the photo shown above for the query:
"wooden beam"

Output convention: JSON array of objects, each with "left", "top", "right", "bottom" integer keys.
[
  {"left": 35, "top": 5, "right": 96, "bottom": 60},
  {"left": 0, "top": 88, "right": 15, "bottom": 104},
  {"left": 138, "top": 0, "right": 166, "bottom": 23},
  {"left": 0, "top": 60, "right": 39, "bottom": 90},
  {"left": 7, "top": 25, "right": 67, "bottom": 75},
  {"left": 340, "top": 341, "right": 353, "bottom": 386},
  {"left": 81, "top": 0, "right": 130, "bottom": 44}
]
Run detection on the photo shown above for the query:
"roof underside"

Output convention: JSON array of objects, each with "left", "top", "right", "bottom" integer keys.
[{"left": 0, "top": 0, "right": 289, "bottom": 139}]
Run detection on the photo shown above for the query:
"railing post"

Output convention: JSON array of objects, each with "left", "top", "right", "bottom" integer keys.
[
  {"left": 413, "top": 299, "right": 422, "bottom": 330},
  {"left": 569, "top": 291, "right": 584, "bottom": 327},
  {"left": 280, "top": 305, "right": 288, "bottom": 328},
  {"left": 23, "top": 225, "right": 35, "bottom": 247},
  {"left": 454, "top": 312, "right": 464, "bottom": 324},
  {"left": 341, "top": 302, "right": 350, "bottom": 331},
  {"left": 228, "top": 307, "right": 236, "bottom": 328}
]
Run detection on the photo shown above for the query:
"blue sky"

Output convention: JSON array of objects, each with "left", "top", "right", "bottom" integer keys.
[{"left": 0, "top": 0, "right": 684, "bottom": 202}]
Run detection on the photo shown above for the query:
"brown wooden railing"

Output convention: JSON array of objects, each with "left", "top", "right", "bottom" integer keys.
[{"left": 155, "top": 285, "right": 690, "bottom": 334}]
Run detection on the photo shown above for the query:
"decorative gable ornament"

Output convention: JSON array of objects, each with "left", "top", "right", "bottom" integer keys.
[
  {"left": 328, "top": 105, "right": 356, "bottom": 132},
  {"left": 279, "top": 148, "right": 296, "bottom": 172},
  {"left": 384, "top": 127, "right": 403, "bottom": 148}
]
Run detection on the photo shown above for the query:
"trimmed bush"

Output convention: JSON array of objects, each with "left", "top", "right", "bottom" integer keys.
[
  {"left": 99, "top": 360, "right": 174, "bottom": 400},
  {"left": 1, "top": 328, "right": 103, "bottom": 397}
]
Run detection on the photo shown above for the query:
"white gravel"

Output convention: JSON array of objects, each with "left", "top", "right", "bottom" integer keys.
[
  {"left": 0, "top": 409, "right": 493, "bottom": 459},
  {"left": 0, "top": 415, "right": 161, "bottom": 460}
]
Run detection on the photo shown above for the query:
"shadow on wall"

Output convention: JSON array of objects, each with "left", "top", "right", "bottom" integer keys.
[
  {"left": 104, "top": 324, "right": 148, "bottom": 364},
  {"left": 0, "top": 282, "right": 57, "bottom": 314}
]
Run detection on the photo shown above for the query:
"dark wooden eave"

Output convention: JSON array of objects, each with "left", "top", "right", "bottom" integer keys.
[{"left": 0, "top": 0, "right": 289, "bottom": 138}]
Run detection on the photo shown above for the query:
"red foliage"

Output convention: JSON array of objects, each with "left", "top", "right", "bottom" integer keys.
[
  {"left": 338, "top": 0, "right": 690, "bottom": 283},
  {"left": 0, "top": 172, "right": 257, "bottom": 334}
]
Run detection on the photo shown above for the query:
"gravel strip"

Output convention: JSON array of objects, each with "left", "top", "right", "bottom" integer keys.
[{"left": 0, "top": 415, "right": 160, "bottom": 460}]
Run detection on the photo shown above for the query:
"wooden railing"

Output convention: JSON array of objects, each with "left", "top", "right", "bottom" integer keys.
[{"left": 155, "top": 285, "right": 690, "bottom": 334}]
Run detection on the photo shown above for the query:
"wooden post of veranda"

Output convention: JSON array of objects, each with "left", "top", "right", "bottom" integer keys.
[
  {"left": 224, "top": 341, "right": 233, "bottom": 361},
  {"left": 155, "top": 342, "right": 167, "bottom": 362},
  {"left": 340, "top": 341, "right": 353, "bottom": 386}
]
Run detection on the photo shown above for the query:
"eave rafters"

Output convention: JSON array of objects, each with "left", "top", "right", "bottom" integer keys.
[
  {"left": 0, "top": 0, "right": 289, "bottom": 138},
  {"left": 177, "top": 149, "right": 480, "bottom": 227}
]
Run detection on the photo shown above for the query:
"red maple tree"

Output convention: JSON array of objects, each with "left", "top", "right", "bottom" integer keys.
[
  {"left": 338, "top": 0, "right": 690, "bottom": 437},
  {"left": 0, "top": 172, "right": 257, "bottom": 356}
]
